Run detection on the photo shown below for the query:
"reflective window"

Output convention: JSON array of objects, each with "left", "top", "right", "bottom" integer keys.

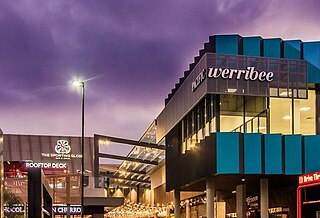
[
  {"left": 270, "top": 98, "right": 292, "bottom": 134},
  {"left": 220, "top": 95, "right": 244, "bottom": 132},
  {"left": 181, "top": 95, "right": 216, "bottom": 153},
  {"left": 294, "top": 90, "right": 316, "bottom": 135}
]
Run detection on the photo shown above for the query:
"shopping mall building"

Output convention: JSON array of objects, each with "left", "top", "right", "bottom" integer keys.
[{"left": 2, "top": 34, "right": 320, "bottom": 218}]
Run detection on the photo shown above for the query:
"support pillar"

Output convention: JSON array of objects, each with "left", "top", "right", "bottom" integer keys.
[
  {"left": 260, "top": 178, "right": 269, "bottom": 218},
  {"left": 206, "top": 177, "right": 215, "bottom": 218},
  {"left": 186, "top": 200, "right": 191, "bottom": 218},
  {"left": 236, "top": 184, "right": 246, "bottom": 218},
  {"left": 174, "top": 189, "right": 180, "bottom": 218},
  {"left": 67, "top": 204, "right": 71, "bottom": 218}
]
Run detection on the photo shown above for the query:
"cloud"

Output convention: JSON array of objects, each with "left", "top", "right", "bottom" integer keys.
[{"left": 0, "top": 0, "right": 319, "bottom": 140}]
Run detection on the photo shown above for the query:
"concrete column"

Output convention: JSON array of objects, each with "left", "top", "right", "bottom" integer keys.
[
  {"left": 260, "top": 178, "right": 269, "bottom": 218},
  {"left": 236, "top": 184, "right": 246, "bottom": 218},
  {"left": 186, "top": 200, "right": 191, "bottom": 218},
  {"left": 206, "top": 177, "right": 215, "bottom": 218},
  {"left": 174, "top": 189, "right": 181, "bottom": 218}
]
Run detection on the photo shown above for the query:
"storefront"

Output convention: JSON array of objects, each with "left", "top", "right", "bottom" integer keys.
[
  {"left": 298, "top": 172, "right": 320, "bottom": 218},
  {"left": 3, "top": 135, "right": 100, "bottom": 217},
  {"left": 3, "top": 134, "right": 155, "bottom": 217}
]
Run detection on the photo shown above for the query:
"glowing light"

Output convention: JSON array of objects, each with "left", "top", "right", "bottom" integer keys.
[
  {"left": 300, "top": 107, "right": 311, "bottom": 111},
  {"left": 283, "top": 115, "right": 291, "bottom": 120},
  {"left": 72, "top": 80, "right": 84, "bottom": 87}
]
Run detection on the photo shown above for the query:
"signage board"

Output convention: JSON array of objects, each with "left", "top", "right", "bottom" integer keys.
[
  {"left": 25, "top": 162, "right": 67, "bottom": 169},
  {"left": 4, "top": 205, "right": 81, "bottom": 215},
  {"left": 191, "top": 53, "right": 308, "bottom": 98},
  {"left": 299, "top": 172, "right": 320, "bottom": 185},
  {"left": 41, "top": 140, "right": 82, "bottom": 160}
]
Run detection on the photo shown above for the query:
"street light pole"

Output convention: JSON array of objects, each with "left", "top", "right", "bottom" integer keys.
[{"left": 72, "top": 80, "right": 85, "bottom": 218}]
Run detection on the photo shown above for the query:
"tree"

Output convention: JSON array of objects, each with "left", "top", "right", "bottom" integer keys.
[{"left": 4, "top": 189, "right": 23, "bottom": 218}]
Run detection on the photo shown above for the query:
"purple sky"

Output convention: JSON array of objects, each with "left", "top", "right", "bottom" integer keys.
[{"left": 0, "top": 0, "right": 319, "bottom": 140}]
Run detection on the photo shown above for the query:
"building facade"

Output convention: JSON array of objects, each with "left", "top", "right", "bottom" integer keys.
[{"left": 155, "top": 35, "right": 320, "bottom": 218}]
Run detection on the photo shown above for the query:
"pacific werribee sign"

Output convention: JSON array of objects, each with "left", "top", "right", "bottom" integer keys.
[
  {"left": 41, "top": 139, "right": 82, "bottom": 160},
  {"left": 192, "top": 66, "right": 274, "bottom": 92},
  {"left": 189, "top": 53, "right": 307, "bottom": 98}
]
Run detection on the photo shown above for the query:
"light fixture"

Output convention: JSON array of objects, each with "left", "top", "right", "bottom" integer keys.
[
  {"left": 232, "top": 190, "right": 236, "bottom": 194},
  {"left": 227, "top": 88, "right": 237, "bottom": 93},
  {"left": 300, "top": 107, "right": 311, "bottom": 111},
  {"left": 280, "top": 91, "right": 292, "bottom": 97},
  {"left": 242, "top": 178, "right": 245, "bottom": 182},
  {"left": 283, "top": 115, "right": 291, "bottom": 120},
  {"left": 72, "top": 80, "right": 84, "bottom": 87}
]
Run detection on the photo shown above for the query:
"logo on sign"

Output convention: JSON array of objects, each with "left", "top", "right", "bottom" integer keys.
[
  {"left": 55, "top": 140, "right": 71, "bottom": 154},
  {"left": 41, "top": 140, "right": 82, "bottom": 160}
]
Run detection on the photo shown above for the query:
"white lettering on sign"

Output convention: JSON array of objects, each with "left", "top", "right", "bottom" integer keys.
[
  {"left": 299, "top": 172, "right": 320, "bottom": 185},
  {"left": 269, "top": 207, "right": 282, "bottom": 214},
  {"left": 5, "top": 206, "right": 81, "bottom": 215},
  {"left": 4, "top": 206, "right": 24, "bottom": 213},
  {"left": 191, "top": 69, "right": 206, "bottom": 91},
  {"left": 191, "top": 67, "right": 274, "bottom": 92},
  {"left": 26, "top": 162, "right": 67, "bottom": 169},
  {"left": 41, "top": 139, "right": 82, "bottom": 160}
]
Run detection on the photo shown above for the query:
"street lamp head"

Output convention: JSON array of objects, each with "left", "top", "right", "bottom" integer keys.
[{"left": 72, "top": 80, "right": 84, "bottom": 87}]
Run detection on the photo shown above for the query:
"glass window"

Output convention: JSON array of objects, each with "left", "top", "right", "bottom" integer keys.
[
  {"left": 294, "top": 90, "right": 316, "bottom": 135},
  {"left": 244, "top": 97, "right": 267, "bottom": 133},
  {"left": 220, "top": 95, "right": 244, "bottom": 132},
  {"left": 270, "top": 98, "right": 292, "bottom": 134}
]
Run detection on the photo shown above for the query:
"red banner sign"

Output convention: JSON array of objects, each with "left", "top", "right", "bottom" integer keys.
[{"left": 299, "top": 172, "right": 320, "bottom": 185}]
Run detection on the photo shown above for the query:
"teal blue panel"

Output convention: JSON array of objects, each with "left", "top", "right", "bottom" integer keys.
[
  {"left": 304, "top": 135, "right": 320, "bottom": 173},
  {"left": 215, "top": 35, "right": 239, "bottom": 55},
  {"left": 243, "top": 37, "right": 261, "bottom": 57},
  {"left": 244, "top": 133, "right": 262, "bottom": 174},
  {"left": 264, "top": 134, "right": 283, "bottom": 174},
  {"left": 216, "top": 132, "right": 240, "bottom": 174},
  {"left": 284, "top": 135, "right": 302, "bottom": 175},
  {"left": 284, "top": 40, "right": 301, "bottom": 60},
  {"left": 303, "top": 42, "right": 320, "bottom": 84},
  {"left": 263, "top": 38, "right": 282, "bottom": 58}
]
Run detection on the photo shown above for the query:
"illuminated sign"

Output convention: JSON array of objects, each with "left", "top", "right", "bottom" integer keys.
[
  {"left": 25, "top": 162, "right": 67, "bottom": 169},
  {"left": 299, "top": 172, "right": 320, "bottom": 185},
  {"left": 53, "top": 206, "right": 81, "bottom": 215},
  {"left": 41, "top": 140, "right": 82, "bottom": 160},
  {"left": 55, "top": 140, "right": 71, "bottom": 154},
  {"left": 4, "top": 205, "right": 81, "bottom": 215},
  {"left": 4, "top": 206, "right": 24, "bottom": 214},
  {"left": 192, "top": 67, "right": 274, "bottom": 92}
]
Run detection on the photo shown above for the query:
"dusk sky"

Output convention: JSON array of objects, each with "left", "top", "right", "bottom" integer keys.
[{"left": 1, "top": 0, "right": 320, "bottom": 140}]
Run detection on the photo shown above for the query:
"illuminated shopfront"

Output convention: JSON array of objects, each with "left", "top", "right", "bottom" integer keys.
[{"left": 3, "top": 135, "right": 92, "bottom": 217}]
